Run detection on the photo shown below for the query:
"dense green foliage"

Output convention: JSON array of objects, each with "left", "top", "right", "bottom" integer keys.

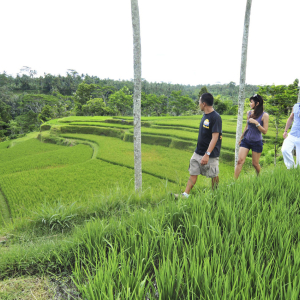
[
  {"left": 0, "top": 71, "right": 258, "bottom": 101},
  {"left": 0, "top": 69, "right": 263, "bottom": 141},
  {"left": 1, "top": 68, "right": 298, "bottom": 146}
]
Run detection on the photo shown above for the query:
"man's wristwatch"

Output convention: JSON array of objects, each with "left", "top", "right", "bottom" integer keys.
[{"left": 205, "top": 151, "right": 211, "bottom": 156}]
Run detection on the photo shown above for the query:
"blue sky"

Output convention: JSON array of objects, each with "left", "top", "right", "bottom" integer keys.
[{"left": 1, "top": 0, "right": 299, "bottom": 86}]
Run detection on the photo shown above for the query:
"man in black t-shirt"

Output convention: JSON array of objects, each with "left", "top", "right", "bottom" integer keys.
[{"left": 174, "top": 93, "right": 222, "bottom": 199}]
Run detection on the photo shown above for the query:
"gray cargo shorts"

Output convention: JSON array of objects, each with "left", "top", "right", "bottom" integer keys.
[{"left": 188, "top": 152, "right": 219, "bottom": 178}]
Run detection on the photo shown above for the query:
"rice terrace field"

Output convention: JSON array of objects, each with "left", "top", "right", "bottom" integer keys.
[{"left": 1, "top": 115, "right": 300, "bottom": 299}]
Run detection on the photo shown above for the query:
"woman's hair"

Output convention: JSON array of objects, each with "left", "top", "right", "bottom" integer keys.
[{"left": 249, "top": 94, "right": 264, "bottom": 119}]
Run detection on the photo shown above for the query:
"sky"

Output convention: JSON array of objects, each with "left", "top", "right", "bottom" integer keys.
[{"left": 1, "top": 0, "right": 299, "bottom": 86}]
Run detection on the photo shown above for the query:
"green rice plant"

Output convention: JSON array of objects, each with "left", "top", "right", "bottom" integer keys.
[
  {"left": 70, "top": 167, "right": 300, "bottom": 299},
  {"left": 0, "top": 190, "right": 10, "bottom": 227},
  {"left": 46, "top": 116, "right": 113, "bottom": 124},
  {"left": 61, "top": 133, "right": 235, "bottom": 185},
  {"left": 50, "top": 114, "right": 279, "bottom": 139},
  {"left": 127, "top": 128, "right": 237, "bottom": 152},
  {"left": 60, "top": 125, "right": 125, "bottom": 139},
  {"left": 2, "top": 167, "right": 300, "bottom": 298},
  {"left": 114, "top": 115, "right": 179, "bottom": 121},
  {"left": 151, "top": 124, "right": 199, "bottom": 132},
  {"left": 0, "top": 159, "right": 176, "bottom": 220},
  {"left": 150, "top": 115, "right": 276, "bottom": 138},
  {"left": 0, "top": 138, "right": 66, "bottom": 164},
  {"left": 0, "top": 141, "right": 11, "bottom": 150},
  {"left": 124, "top": 132, "right": 173, "bottom": 148},
  {"left": 130, "top": 127, "right": 199, "bottom": 141},
  {"left": 73, "top": 246, "right": 153, "bottom": 300},
  {"left": 69, "top": 121, "right": 132, "bottom": 129},
  {"left": 34, "top": 201, "right": 78, "bottom": 232},
  {"left": 51, "top": 114, "right": 277, "bottom": 154},
  {"left": 151, "top": 118, "right": 206, "bottom": 129},
  {"left": 0, "top": 144, "right": 92, "bottom": 176}
]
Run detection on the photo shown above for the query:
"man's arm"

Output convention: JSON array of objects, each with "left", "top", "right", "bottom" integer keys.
[
  {"left": 283, "top": 109, "right": 294, "bottom": 139},
  {"left": 200, "top": 132, "right": 219, "bottom": 165}
]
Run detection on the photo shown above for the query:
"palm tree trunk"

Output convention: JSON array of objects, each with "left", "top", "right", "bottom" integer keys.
[
  {"left": 235, "top": 0, "right": 252, "bottom": 166},
  {"left": 131, "top": 0, "right": 142, "bottom": 191}
]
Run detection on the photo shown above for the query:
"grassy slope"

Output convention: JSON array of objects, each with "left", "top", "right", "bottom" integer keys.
[
  {"left": 0, "top": 136, "right": 176, "bottom": 221},
  {"left": 50, "top": 115, "right": 278, "bottom": 159},
  {"left": 1, "top": 159, "right": 176, "bottom": 220},
  {"left": 0, "top": 113, "right": 279, "bottom": 225},
  {"left": 0, "top": 144, "right": 93, "bottom": 176},
  {"left": 0, "top": 139, "right": 68, "bottom": 164},
  {"left": 61, "top": 133, "right": 234, "bottom": 183},
  {"left": 0, "top": 190, "right": 10, "bottom": 226},
  {"left": 0, "top": 141, "right": 11, "bottom": 150},
  {"left": 0, "top": 115, "right": 290, "bottom": 298},
  {"left": 0, "top": 166, "right": 300, "bottom": 299}
]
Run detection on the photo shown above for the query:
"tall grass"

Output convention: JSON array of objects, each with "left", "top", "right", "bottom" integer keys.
[
  {"left": 71, "top": 167, "right": 300, "bottom": 299},
  {"left": 1, "top": 166, "right": 299, "bottom": 299}
]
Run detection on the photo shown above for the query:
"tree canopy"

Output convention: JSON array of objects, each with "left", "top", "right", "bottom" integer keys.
[{"left": 0, "top": 69, "right": 298, "bottom": 142}]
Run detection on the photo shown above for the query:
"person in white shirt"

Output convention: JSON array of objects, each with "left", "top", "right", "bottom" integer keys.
[{"left": 281, "top": 103, "right": 300, "bottom": 169}]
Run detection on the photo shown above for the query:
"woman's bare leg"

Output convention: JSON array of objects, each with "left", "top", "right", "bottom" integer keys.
[
  {"left": 234, "top": 147, "right": 250, "bottom": 179},
  {"left": 252, "top": 151, "right": 262, "bottom": 175}
]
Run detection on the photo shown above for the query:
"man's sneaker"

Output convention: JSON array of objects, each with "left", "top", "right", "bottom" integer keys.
[{"left": 173, "top": 192, "right": 189, "bottom": 199}]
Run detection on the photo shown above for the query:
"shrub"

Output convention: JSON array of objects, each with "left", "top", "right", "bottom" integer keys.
[{"left": 40, "top": 124, "right": 51, "bottom": 131}]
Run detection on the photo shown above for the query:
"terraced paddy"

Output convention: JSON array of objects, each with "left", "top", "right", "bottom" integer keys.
[
  {"left": 0, "top": 115, "right": 295, "bottom": 299},
  {"left": 0, "top": 114, "right": 280, "bottom": 226}
]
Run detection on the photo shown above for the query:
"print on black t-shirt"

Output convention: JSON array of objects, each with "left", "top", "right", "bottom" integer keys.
[{"left": 195, "top": 110, "right": 222, "bottom": 158}]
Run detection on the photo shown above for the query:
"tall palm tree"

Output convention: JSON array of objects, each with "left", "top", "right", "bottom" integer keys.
[
  {"left": 131, "top": 0, "right": 142, "bottom": 190},
  {"left": 235, "top": 0, "right": 253, "bottom": 166}
]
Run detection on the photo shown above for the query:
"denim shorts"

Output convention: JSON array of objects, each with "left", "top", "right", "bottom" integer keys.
[{"left": 240, "top": 138, "right": 263, "bottom": 153}]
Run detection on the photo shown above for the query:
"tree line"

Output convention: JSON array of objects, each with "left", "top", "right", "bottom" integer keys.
[
  {"left": 0, "top": 68, "right": 258, "bottom": 101},
  {"left": 0, "top": 69, "right": 298, "bottom": 141}
]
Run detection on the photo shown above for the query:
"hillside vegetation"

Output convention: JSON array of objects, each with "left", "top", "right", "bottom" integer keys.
[
  {"left": 0, "top": 114, "right": 295, "bottom": 299},
  {"left": 1, "top": 164, "right": 300, "bottom": 299},
  {"left": 1, "top": 71, "right": 262, "bottom": 141}
]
